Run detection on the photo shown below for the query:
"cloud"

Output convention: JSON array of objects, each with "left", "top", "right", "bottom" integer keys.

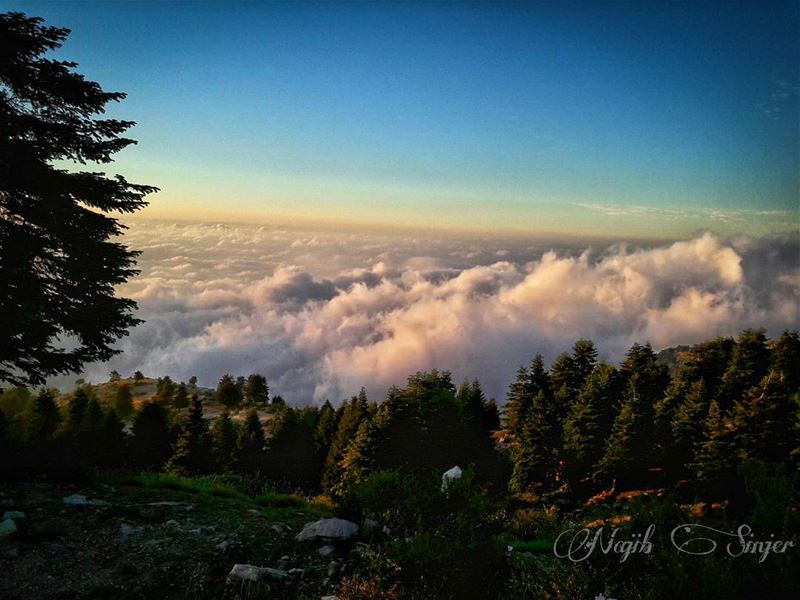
[{"left": 65, "top": 221, "right": 799, "bottom": 405}]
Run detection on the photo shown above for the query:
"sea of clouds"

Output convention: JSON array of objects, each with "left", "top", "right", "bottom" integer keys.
[{"left": 69, "top": 221, "right": 799, "bottom": 405}]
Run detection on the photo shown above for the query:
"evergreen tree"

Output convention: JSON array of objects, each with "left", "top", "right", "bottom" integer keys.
[
  {"left": 172, "top": 382, "right": 189, "bottom": 409},
  {"left": 669, "top": 379, "right": 709, "bottom": 478},
  {"left": 562, "top": 363, "right": 620, "bottom": 484},
  {"left": 167, "top": 395, "right": 212, "bottom": 475},
  {"left": 510, "top": 390, "right": 559, "bottom": 493},
  {"left": 503, "top": 365, "right": 532, "bottom": 438},
  {"left": 716, "top": 328, "right": 770, "bottom": 412},
  {"left": 109, "top": 370, "right": 121, "bottom": 382},
  {"left": 322, "top": 394, "right": 369, "bottom": 492},
  {"left": 216, "top": 374, "right": 242, "bottom": 409},
  {"left": 732, "top": 373, "right": 797, "bottom": 464},
  {"left": 154, "top": 376, "right": 175, "bottom": 405},
  {"left": 62, "top": 387, "right": 89, "bottom": 438},
  {"left": 131, "top": 401, "right": 173, "bottom": 469},
  {"left": 0, "top": 13, "right": 157, "bottom": 387},
  {"left": 571, "top": 339, "right": 599, "bottom": 390},
  {"left": 316, "top": 400, "right": 337, "bottom": 453},
  {"left": 235, "top": 408, "right": 265, "bottom": 473},
  {"left": 27, "top": 388, "right": 61, "bottom": 444},
  {"left": 188, "top": 375, "right": 198, "bottom": 387},
  {"left": 264, "top": 408, "right": 321, "bottom": 490},
  {"left": 596, "top": 373, "right": 659, "bottom": 486},
  {"left": 133, "top": 370, "right": 144, "bottom": 383},
  {"left": 98, "top": 408, "right": 126, "bottom": 468},
  {"left": 113, "top": 383, "right": 134, "bottom": 418},
  {"left": 770, "top": 330, "right": 800, "bottom": 393},
  {"left": 244, "top": 373, "right": 269, "bottom": 406},
  {"left": 693, "top": 399, "right": 733, "bottom": 483},
  {"left": 210, "top": 410, "right": 238, "bottom": 473}
]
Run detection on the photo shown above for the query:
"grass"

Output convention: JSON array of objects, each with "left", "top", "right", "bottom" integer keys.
[{"left": 107, "top": 472, "right": 299, "bottom": 505}]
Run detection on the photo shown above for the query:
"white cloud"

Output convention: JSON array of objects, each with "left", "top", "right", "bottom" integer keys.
[{"left": 64, "top": 222, "right": 799, "bottom": 405}]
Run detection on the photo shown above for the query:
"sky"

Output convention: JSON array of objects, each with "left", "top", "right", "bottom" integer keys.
[{"left": 6, "top": 0, "right": 800, "bottom": 237}]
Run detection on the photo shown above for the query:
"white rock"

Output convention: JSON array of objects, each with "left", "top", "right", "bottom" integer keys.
[
  {"left": 318, "top": 544, "right": 335, "bottom": 556},
  {"left": 0, "top": 519, "right": 16, "bottom": 537},
  {"left": 441, "top": 466, "right": 463, "bottom": 492},
  {"left": 62, "top": 494, "right": 107, "bottom": 506},
  {"left": 321, "top": 596, "right": 340, "bottom": 600},
  {"left": 296, "top": 518, "right": 358, "bottom": 542},
  {"left": 227, "top": 563, "right": 287, "bottom": 584},
  {"left": 2, "top": 511, "right": 25, "bottom": 521},
  {"left": 120, "top": 523, "right": 141, "bottom": 536}
]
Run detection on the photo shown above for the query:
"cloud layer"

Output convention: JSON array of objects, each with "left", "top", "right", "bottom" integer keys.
[{"left": 70, "top": 221, "right": 799, "bottom": 404}]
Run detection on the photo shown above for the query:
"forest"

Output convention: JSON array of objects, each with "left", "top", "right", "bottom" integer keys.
[{"left": 1, "top": 328, "right": 798, "bottom": 599}]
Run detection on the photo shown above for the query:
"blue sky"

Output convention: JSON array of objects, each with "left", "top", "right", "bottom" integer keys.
[{"left": 6, "top": 0, "right": 799, "bottom": 237}]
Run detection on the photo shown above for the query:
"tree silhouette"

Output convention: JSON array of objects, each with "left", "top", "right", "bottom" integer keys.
[{"left": 0, "top": 12, "right": 157, "bottom": 386}]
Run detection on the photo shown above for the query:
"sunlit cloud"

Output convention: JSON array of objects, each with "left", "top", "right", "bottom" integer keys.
[{"left": 61, "top": 221, "right": 799, "bottom": 405}]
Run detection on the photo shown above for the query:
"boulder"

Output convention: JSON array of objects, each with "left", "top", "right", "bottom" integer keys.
[
  {"left": 62, "top": 494, "right": 107, "bottom": 506},
  {"left": 0, "top": 519, "right": 16, "bottom": 537},
  {"left": 441, "top": 466, "right": 463, "bottom": 491},
  {"left": 296, "top": 518, "right": 358, "bottom": 542},
  {"left": 318, "top": 544, "right": 335, "bottom": 557},
  {"left": 227, "top": 564, "right": 287, "bottom": 584},
  {"left": 2, "top": 511, "right": 25, "bottom": 521}
]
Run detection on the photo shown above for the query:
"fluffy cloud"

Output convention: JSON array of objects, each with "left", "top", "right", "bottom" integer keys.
[{"left": 67, "top": 221, "right": 799, "bottom": 405}]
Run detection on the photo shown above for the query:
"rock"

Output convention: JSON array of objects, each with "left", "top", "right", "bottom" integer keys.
[
  {"left": 226, "top": 564, "right": 288, "bottom": 584},
  {"left": 62, "top": 494, "right": 107, "bottom": 506},
  {"left": 120, "top": 523, "right": 141, "bottom": 536},
  {"left": 0, "top": 519, "right": 17, "bottom": 537},
  {"left": 288, "top": 568, "right": 304, "bottom": 577},
  {"left": 441, "top": 466, "right": 463, "bottom": 492},
  {"left": 2, "top": 511, "right": 25, "bottom": 521},
  {"left": 247, "top": 509, "right": 260, "bottom": 516},
  {"left": 321, "top": 596, "right": 339, "bottom": 600},
  {"left": 165, "top": 520, "right": 180, "bottom": 529},
  {"left": 216, "top": 540, "right": 234, "bottom": 553},
  {"left": 296, "top": 518, "right": 358, "bottom": 542},
  {"left": 318, "top": 544, "right": 335, "bottom": 557},
  {"left": 270, "top": 523, "right": 286, "bottom": 535}
]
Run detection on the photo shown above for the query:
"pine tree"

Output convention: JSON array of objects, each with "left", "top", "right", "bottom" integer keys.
[
  {"left": 562, "top": 363, "right": 620, "bottom": 484},
  {"left": 669, "top": 379, "right": 709, "bottom": 478},
  {"left": 596, "top": 374, "right": 658, "bottom": 486},
  {"left": 503, "top": 365, "right": 532, "bottom": 438},
  {"left": 154, "top": 376, "right": 175, "bottom": 405},
  {"left": 322, "top": 394, "right": 368, "bottom": 492},
  {"left": 210, "top": 410, "right": 238, "bottom": 473},
  {"left": 167, "top": 395, "right": 212, "bottom": 475},
  {"left": 732, "top": 373, "right": 797, "bottom": 464},
  {"left": 244, "top": 373, "right": 269, "bottom": 406},
  {"left": 235, "top": 407, "right": 265, "bottom": 474},
  {"left": 716, "top": 329, "right": 770, "bottom": 412},
  {"left": 510, "top": 390, "right": 559, "bottom": 493},
  {"left": 131, "top": 401, "right": 173, "bottom": 469},
  {"left": 98, "top": 408, "right": 126, "bottom": 468},
  {"left": 693, "top": 399, "right": 733, "bottom": 482},
  {"left": 27, "top": 388, "right": 61, "bottom": 444},
  {"left": 113, "top": 383, "right": 134, "bottom": 418},
  {"left": 215, "top": 374, "right": 242, "bottom": 409},
  {"left": 770, "top": 330, "right": 800, "bottom": 393},
  {"left": 173, "top": 382, "right": 189, "bottom": 409},
  {"left": 62, "top": 387, "right": 89, "bottom": 438},
  {"left": 0, "top": 13, "right": 157, "bottom": 387},
  {"left": 316, "top": 400, "right": 337, "bottom": 453}
]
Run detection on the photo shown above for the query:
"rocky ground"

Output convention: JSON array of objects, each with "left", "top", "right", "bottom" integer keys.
[{"left": 0, "top": 479, "right": 358, "bottom": 599}]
